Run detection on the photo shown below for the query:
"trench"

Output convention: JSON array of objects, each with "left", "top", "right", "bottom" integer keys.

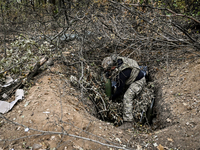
[
  {"left": 67, "top": 52, "right": 170, "bottom": 132},
  {"left": 82, "top": 70, "right": 162, "bottom": 131}
]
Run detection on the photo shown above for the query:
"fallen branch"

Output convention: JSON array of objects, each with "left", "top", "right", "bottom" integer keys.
[
  {"left": 121, "top": 2, "right": 200, "bottom": 24},
  {"left": 0, "top": 57, "right": 48, "bottom": 100},
  {"left": 26, "top": 57, "right": 48, "bottom": 82},
  {"left": 0, "top": 114, "right": 130, "bottom": 150},
  {"left": 166, "top": 9, "right": 200, "bottom": 24}
]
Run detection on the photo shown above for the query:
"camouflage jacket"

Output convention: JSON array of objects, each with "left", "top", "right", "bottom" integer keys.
[{"left": 111, "top": 57, "right": 140, "bottom": 85}]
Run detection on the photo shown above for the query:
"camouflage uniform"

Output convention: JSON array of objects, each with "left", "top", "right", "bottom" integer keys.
[
  {"left": 110, "top": 57, "right": 146, "bottom": 122},
  {"left": 123, "top": 77, "right": 146, "bottom": 121}
]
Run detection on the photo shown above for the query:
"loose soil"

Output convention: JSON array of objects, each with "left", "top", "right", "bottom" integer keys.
[{"left": 0, "top": 56, "right": 200, "bottom": 150}]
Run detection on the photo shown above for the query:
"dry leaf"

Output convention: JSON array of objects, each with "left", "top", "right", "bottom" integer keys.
[
  {"left": 97, "top": 36, "right": 102, "bottom": 40},
  {"left": 167, "top": 138, "right": 174, "bottom": 142},
  {"left": 166, "top": 118, "right": 172, "bottom": 123},
  {"left": 75, "top": 107, "right": 79, "bottom": 111},
  {"left": 137, "top": 145, "right": 142, "bottom": 150},
  {"left": 157, "top": 144, "right": 164, "bottom": 150}
]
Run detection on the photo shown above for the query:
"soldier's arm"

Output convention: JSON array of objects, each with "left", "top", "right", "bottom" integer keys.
[{"left": 111, "top": 68, "right": 131, "bottom": 100}]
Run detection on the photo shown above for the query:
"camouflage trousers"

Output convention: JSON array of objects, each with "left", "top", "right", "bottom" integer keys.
[{"left": 123, "top": 77, "right": 146, "bottom": 122}]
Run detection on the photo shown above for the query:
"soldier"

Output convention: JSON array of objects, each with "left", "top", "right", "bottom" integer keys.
[{"left": 102, "top": 55, "right": 147, "bottom": 129}]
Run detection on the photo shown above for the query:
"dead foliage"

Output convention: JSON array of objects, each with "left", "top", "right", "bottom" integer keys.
[{"left": 0, "top": 0, "right": 200, "bottom": 148}]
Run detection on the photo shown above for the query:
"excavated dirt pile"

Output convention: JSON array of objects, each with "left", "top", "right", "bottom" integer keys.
[{"left": 1, "top": 55, "right": 200, "bottom": 150}]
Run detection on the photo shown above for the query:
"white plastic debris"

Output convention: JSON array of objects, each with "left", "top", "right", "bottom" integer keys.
[
  {"left": 2, "top": 93, "right": 8, "bottom": 99},
  {"left": 24, "top": 101, "right": 30, "bottom": 107},
  {"left": 153, "top": 143, "right": 158, "bottom": 147},
  {"left": 25, "top": 128, "right": 29, "bottom": 132},
  {"left": 43, "top": 111, "right": 50, "bottom": 114},
  {"left": 2, "top": 77, "right": 18, "bottom": 88},
  {"left": 5, "top": 76, "right": 14, "bottom": 86},
  {"left": 115, "top": 138, "right": 122, "bottom": 144},
  {"left": 186, "top": 122, "right": 190, "bottom": 125},
  {"left": 0, "top": 89, "right": 24, "bottom": 114}
]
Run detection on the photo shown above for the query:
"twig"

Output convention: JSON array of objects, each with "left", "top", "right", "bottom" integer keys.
[
  {"left": 122, "top": 2, "right": 200, "bottom": 24},
  {"left": 26, "top": 57, "right": 48, "bottom": 82},
  {"left": 0, "top": 114, "right": 130, "bottom": 150},
  {"left": 91, "top": 86, "right": 107, "bottom": 111},
  {"left": 1, "top": 4, "right": 7, "bottom": 58},
  {"left": 51, "top": 27, "right": 69, "bottom": 41},
  {"left": 171, "top": 22, "right": 196, "bottom": 42},
  {"left": 166, "top": 9, "right": 200, "bottom": 24},
  {"left": 78, "top": 37, "right": 84, "bottom": 102}
]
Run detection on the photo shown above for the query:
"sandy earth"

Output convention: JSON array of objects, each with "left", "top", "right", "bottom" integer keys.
[
  {"left": 149, "top": 57, "right": 200, "bottom": 149},
  {"left": 0, "top": 56, "right": 200, "bottom": 150}
]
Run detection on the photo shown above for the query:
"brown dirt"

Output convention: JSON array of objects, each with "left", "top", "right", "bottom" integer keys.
[{"left": 1, "top": 56, "right": 200, "bottom": 150}]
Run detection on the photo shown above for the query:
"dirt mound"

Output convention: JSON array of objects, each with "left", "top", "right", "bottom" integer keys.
[
  {"left": 149, "top": 57, "right": 200, "bottom": 149},
  {"left": 1, "top": 57, "right": 200, "bottom": 149},
  {"left": 0, "top": 65, "right": 133, "bottom": 150}
]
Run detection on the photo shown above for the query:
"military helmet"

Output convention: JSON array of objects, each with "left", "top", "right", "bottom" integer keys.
[
  {"left": 102, "top": 54, "right": 118, "bottom": 70},
  {"left": 102, "top": 57, "right": 113, "bottom": 70}
]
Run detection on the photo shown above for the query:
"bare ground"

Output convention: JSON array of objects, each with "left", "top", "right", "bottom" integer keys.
[{"left": 0, "top": 55, "right": 200, "bottom": 150}]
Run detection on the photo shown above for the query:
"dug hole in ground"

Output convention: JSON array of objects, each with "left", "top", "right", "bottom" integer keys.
[{"left": 0, "top": 55, "right": 200, "bottom": 150}]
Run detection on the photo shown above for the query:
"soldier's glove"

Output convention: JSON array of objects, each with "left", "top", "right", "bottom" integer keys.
[
  {"left": 109, "top": 95, "right": 113, "bottom": 101},
  {"left": 105, "top": 71, "right": 111, "bottom": 79}
]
